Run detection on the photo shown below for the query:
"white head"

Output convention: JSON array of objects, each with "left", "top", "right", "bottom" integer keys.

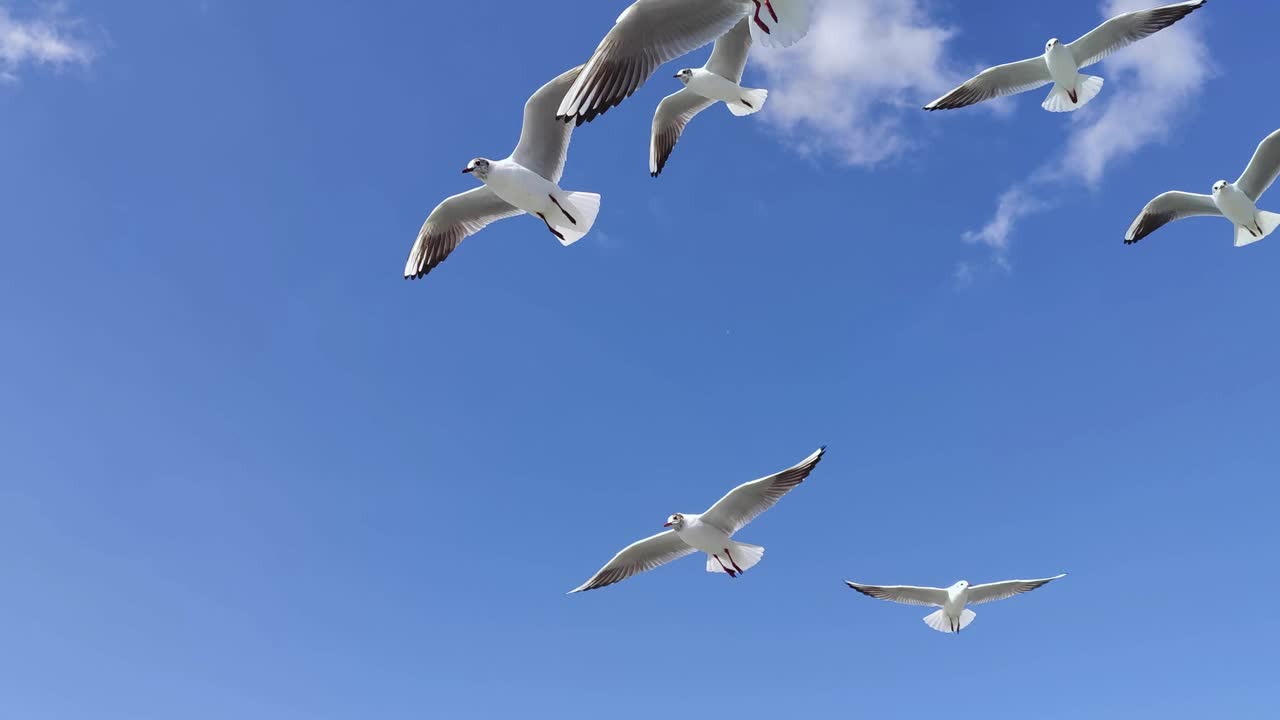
[
  {"left": 1045, "top": 38, "right": 1061, "bottom": 51},
  {"left": 1212, "top": 180, "right": 1229, "bottom": 194},
  {"left": 462, "top": 157, "right": 492, "bottom": 180},
  {"left": 952, "top": 580, "right": 970, "bottom": 591},
  {"left": 673, "top": 68, "right": 694, "bottom": 85},
  {"left": 663, "top": 513, "right": 686, "bottom": 530}
]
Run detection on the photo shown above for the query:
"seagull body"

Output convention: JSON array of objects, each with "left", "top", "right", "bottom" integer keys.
[
  {"left": 569, "top": 447, "right": 826, "bottom": 593},
  {"left": 845, "top": 574, "right": 1067, "bottom": 634},
  {"left": 924, "top": 1, "right": 1206, "bottom": 113},
  {"left": 651, "top": 19, "right": 766, "bottom": 176},
  {"left": 404, "top": 65, "right": 601, "bottom": 280},
  {"left": 557, "top": 0, "right": 808, "bottom": 125},
  {"left": 1126, "top": 129, "right": 1280, "bottom": 247}
]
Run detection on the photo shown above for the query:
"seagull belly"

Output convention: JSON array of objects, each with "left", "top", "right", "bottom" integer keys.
[
  {"left": 1045, "top": 47, "right": 1078, "bottom": 88},
  {"left": 1216, "top": 186, "right": 1259, "bottom": 227},
  {"left": 687, "top": 71, "right": 747, "bottom": 105},
  {"left": 677, "top": 522, "right": 733, "bottom": 555},
  {"left": 485, "top": 163, "right": 561, "bottom": 218}
]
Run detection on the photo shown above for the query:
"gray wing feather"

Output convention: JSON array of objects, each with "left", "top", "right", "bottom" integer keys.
[
  {"left": 1068, "top": 0, "right": 1207, "bottom": 69},
  {"left": 967, "top": 574, "right": 1066, "bottom": 606},
  {"left": 511, "top": 65, "right": 586, "bottom": 182},
  {"left": 924, "top": 57, "right": 1052, "bottom": 111},
  {"left": 569, "top": 531, "right": 696, "bottom": 593},
  {"left": 404, "top": 187, "right": 523, "bottom": 280},
  {"left": 701, "top": 447, "right": 825, "bottom": 536},
  {"left": 845, "top": 582, "right": 948, "bottom": 607},
  {"left": 1124, "top": 191, "right": 1220, "bottom": 244},
  {"left": 1235, "top": 128, "right": 1280, "bottom": 202}
]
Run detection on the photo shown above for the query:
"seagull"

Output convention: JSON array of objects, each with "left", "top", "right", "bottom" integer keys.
[
  {"left": 1126, "top": 129, "right": 1280, "bottom": 247},
  {"left": 557, "top": 0, "right": 810, "bottom": 126},
  {"left": 569, "top": 447, "right": 826, "bottom": 593},
  {"left": 404, "top": 65, "right": 601, "bottom": 280},
  {"left": 924, "top": 1, "right": 1206, "bottom": 113},
  {"left": 650, "top": 18, "right": 768, "bottom": 177},
  {"left": 845, "top": 574, "right": 1067, "bottom": 634}
]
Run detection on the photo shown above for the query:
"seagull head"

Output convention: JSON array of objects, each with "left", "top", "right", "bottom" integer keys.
[
  {"left": 663, "top": 513, "right": 686, "bottom": 530},
  {"left": 953, "top": 580, "right": 970, "bottom": 590},
  {"left": 1213, "top": 180, "right": 1229, "bottom": 194},
  {"left": 673, "top": 68, "right": 694, "bottom": 85},
  {"left": 1045, "top": 38, "right": 1060, "bottom": 50},
  {"left": 462, "top": 157, "right": 492, "bottom": 179}
]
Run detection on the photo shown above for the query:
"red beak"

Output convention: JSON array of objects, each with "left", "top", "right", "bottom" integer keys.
[
  {"left": 462, "top": 167, "right": 473, "bottom": 174},
  {"left": 663, "top": 522, "right": 673, "bottom": 527}
]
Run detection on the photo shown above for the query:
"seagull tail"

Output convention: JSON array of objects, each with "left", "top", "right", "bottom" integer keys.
[
  {"left": 1042, "top": 75, "right": 1104, "bottom": 113},
  {"left": 923, "top": 608, "right": 976, "bottom": 634},
  {"left": 727, "top": 88, "right": 769, "bottom": 117},
  {"left": 750, "top": 0, "right": 811, "bottom": 49},
  {"left": 1236, "top": 211, "right": 1280, "bottom": 247},
  {"left": 551, "top": 191, "right": 601, "bottom": 246},
  {"left": 704, "top": 542, "right": 765, "bottom": 574}
]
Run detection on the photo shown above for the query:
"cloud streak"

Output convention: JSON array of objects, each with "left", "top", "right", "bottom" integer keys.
[
  {"left": 0, "top": 4, "right": 94, "bottom": 84},
  {"left": 753, "top": 0, "right": 963, "bottom": 167}
]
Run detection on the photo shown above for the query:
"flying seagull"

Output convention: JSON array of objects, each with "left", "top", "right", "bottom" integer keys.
[
  {"left": 1126, "top": 128, "right": 1280, "bottom": 247},
  {"left": 569, "top": 447, "right": 826, "bottom": 593},
  {"left": 404, "top": 65, "right": 600, "bottom": 280},
  {"left": 924, "top": 1, "right": 1206, "bottom": 113},
  {"left": 557, "top": 0, "right": 810, "bottom": 126},
  {"left": 845, "top": 574, "right": 1067, "bottom": 634},
  {"left": 650, "top": 19, "right": 767, "bottom": 176}
]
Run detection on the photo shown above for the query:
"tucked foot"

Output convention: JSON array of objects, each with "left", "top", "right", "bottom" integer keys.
[
  {"left": 537, "top": 213, "right": 566, "bottom": 242},
  {"left": 724, "top": 548, "right": 745, "bottom": 575},
  {"left": 549, "top": 195, "right": 577, "bottom": 225},
  {"left": 1068, "top": 89, "right": 1079, "bottom": 104},
  {"left": 751, "top": 1, "right": 772, "bottom": 33},
  {"left": 764, "top": 0, "right": 779, "bottom": 22},
  {"left": 714, "top": 554, "right": 738, "bottom": 578}
]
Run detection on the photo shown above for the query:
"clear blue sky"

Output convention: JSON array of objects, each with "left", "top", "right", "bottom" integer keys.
[{"left": 2, "top": 1, "right": 1278, "bottom": 718}]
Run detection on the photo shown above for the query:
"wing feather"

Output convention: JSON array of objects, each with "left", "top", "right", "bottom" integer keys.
[
  {"left": 511, "top": 65, "right": 585, "bottom": 182},
  {"left": 967, "top": 574, "right": 1067, "bottom": 605},
  {"left": 1124, "top": 191, "right": 1220, "bottom": 244},
  {"left": 1067, "top": 0, "right": 1207, "bottom": 69},
  {"left": 844, "top": 582, "right": 948, "bottom": 607},
  {"left": 924, "top": 57, "right": 1052, "bottom": 111},
  {"left": 569, "top": 531, "right": 696, "bottom": 593},
  {"left": 403, "top": 187, "right": 523, "bottom": 280},
  {"left": 700, "top": 447, "right": 825, "bottom": 536},
  {"left": 1236, "top": 128, "right": 1280, "bottom": 202}
]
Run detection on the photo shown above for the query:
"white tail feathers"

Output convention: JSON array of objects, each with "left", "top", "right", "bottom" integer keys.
[
  {"left": 704, "top": 542, "right": 765, "bottom": 575},
  {"left": 727, "top": 88, "right": 768, "bottom": 117},
  {"left": 1235, "top": 211, "right": 1280, "bottom": 247},
  {"left": 551, "top": 191, "right": 601, "bottom": 246},
  {"left": 749, "top": 0, "right": 811, "bottom": 49},
  {"left": 1042, "top": 75, "right": 1104, "bottom": 113},
  {"left": 923, "top": 608, "right": 976, "bottom": 634}
]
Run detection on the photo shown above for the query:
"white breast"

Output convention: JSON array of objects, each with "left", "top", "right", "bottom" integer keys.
[
  {"left": 677, "top": 519, "right": 733, "bottom": 555},
  {"left": 686, "top": 70, "right": 743, "bottom": 104},
  {"left": 484, "top": 161, "right": 558, "bottom": 215},
  {"left": 1045, "top": 45, "right": 1078, "bottom": 86}
]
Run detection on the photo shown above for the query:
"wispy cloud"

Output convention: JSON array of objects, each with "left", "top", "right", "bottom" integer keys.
[
  {"left": 753, "top": 0, "right": 963, "bottom": 167},
  {"left": 959, "top": 0, "right": 1211, "bottom": 281},
  {"left": 0, "top": 3, "right": 94, "bottom": 85}
]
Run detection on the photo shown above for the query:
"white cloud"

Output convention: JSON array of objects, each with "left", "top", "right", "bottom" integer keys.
[
  {"left": 753, "top": 0, "right": 963, "bottom": 167},
  {"left": 0, "top": 4, "right": 94, "bottom": 84},
  {"left": 960, "top": 0, "right": 1211, "bottom": 278}
]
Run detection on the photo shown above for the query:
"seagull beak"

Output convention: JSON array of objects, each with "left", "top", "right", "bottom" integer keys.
[
  {"left": 663, "top": 521, "right": 673, "bottom": 527},
  {"left": 462, "top": 167, "right": 473, "bottom": 174},
  {"left": 673, "top": 74, "right": 681, "bottom": 78}
]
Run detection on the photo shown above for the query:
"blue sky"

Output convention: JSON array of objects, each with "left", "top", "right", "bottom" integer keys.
[{"left": 2, "top": 0, "right": 1278, "bottom": 717}]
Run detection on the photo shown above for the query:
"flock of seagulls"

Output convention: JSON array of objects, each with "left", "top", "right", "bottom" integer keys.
[{"left": 402, "top": 0, "right": 1255, "bottom": 633}]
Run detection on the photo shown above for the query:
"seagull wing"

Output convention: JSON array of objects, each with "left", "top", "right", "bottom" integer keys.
[
  {"left": 700, "top": 447, "right": 825, "bottom": 536},
  {"left": 1124, "top": 191, "right": 1221, "bottom": 244},
  {"left": 1067, "top": 0, "right": 1207, "bottom": 69},
  {"left": 403, "top": 187, "right": 523, "bottom": 280},
  {"left": 568, "top": 530, "right": 696, "bottom": 593},
  {"left": 844, "top": 582, "right": 948, "bottom": 607},
  {"left": 967, "top": 574, "right": 1067, "bottom": 605},
  {"left": 923, "top": 57, "right": 1052, "bottom": 111},
  {"left": 1235, "top": 128, "right": 1280, "bottom": 202},
  {"left": 557, "top": 0, "right": 750, "bottom": 125},
  {"left": 511, "top": 65, "right": 585, "bottom": 183},
  {"left": 649, "top": 19, "right": 752, "bottom": 176}
]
